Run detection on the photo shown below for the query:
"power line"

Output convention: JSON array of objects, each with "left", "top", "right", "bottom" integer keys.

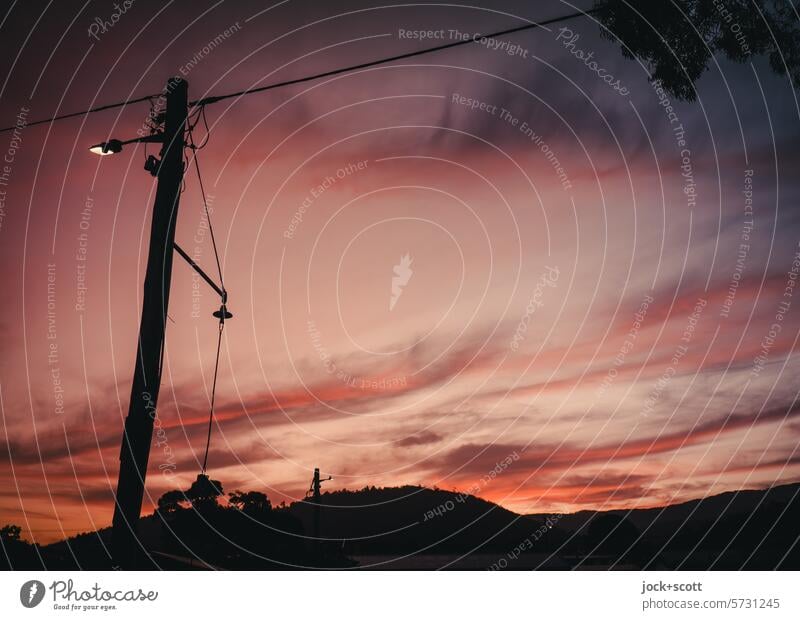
[
  {"left": 0, "top": 8, "right": 595, "bottom": 134},
  {"left": 0, "top": 93, "right": 158, "bottom": 133},
  {"left": 191, "top": 8, "right": 596, "bottom": 107}
]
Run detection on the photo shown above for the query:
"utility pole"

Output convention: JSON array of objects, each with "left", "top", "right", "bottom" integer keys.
[
  {"left": 112, "top": 78, "right": 188, "bottom": 569},
  {"left": 309, "top": 468, "right": 332, "bottom": 547}
]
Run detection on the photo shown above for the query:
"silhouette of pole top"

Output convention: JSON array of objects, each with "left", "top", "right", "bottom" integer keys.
[{"left": 309, "top": 468, "right": 332, "bottom": 502}]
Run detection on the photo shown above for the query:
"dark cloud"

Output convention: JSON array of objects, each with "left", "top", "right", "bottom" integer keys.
[
  {"left": 429, "top": 400, "right": 800, "bottom": 485},
  {"left": 395, "top": 430, "right": 443, "bottom": 448}
]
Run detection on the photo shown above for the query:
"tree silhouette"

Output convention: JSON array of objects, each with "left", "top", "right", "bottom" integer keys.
[
  {"left": 157, "top": 489, "right": 188, "bottom": 514},
  {"left": 596, "top": 0, "right": 800, "bottom": 100},
  {"left": 0, "top": 524, "right": 42, "bottom": 569},
  {"left": 185, "top": 474, "right": 224, "bottom": 510},
  {"left": 0, "top": 524, "right": 22, "bottom": 542},
  {"left": 228, "top": 490, "right": 271, "bottom": 514}
]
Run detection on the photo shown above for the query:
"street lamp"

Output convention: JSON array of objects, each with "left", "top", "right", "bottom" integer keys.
[
  {"left": 88, "top": 139, "right": 123, "bottom": 155},
  {"left": 88, "top": 133, "right": 163, "bottom": 156}
]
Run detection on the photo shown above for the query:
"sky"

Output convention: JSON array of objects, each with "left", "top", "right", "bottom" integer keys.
[{"left": 1, "top": 0, "right": 800, "bottom": 544}]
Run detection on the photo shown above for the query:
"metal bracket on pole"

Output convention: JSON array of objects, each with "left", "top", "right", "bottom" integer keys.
[{"left": 174, "top": 242, "right": 225, "bottom": 302}]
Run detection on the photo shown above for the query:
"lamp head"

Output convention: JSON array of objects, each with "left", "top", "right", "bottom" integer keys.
[{"left": 88, "top": 139, "right": 123, "bottom": 156}]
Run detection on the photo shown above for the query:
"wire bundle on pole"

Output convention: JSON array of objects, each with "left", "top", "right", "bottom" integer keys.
[{"left": 186, "top": 118, "right": 228, "bottom": 475}]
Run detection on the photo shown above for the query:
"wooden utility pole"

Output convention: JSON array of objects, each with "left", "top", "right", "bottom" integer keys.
[
  {"left": 112, "top": 78, "right": 188, "bottom": 569},
  {"left": 310, "top": 468, "right": 332, "bottom": 544}
]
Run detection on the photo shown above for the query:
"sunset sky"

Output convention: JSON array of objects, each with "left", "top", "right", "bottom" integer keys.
[{"left": 1, "top": 0, "right": 800, "bottom": 544}]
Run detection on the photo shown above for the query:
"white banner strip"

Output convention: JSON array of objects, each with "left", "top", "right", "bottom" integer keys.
[{"left": 2, "top": 571, "right": 799, "bottom": 619}]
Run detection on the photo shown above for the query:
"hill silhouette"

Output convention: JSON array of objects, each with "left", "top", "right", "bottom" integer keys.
[
  {"left": 289, "top": 485, "right": 540, "bottom": 554},
  {"left": 3, "top": 482, "right": 798, "bottom": 570},
  {"left": 556, "top": 483, "right": 800, "bottom": 569}
]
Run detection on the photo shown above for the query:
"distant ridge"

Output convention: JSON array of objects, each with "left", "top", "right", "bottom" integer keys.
[{"left": 5, "top": 481, "right": 797, "bottom": 570}]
